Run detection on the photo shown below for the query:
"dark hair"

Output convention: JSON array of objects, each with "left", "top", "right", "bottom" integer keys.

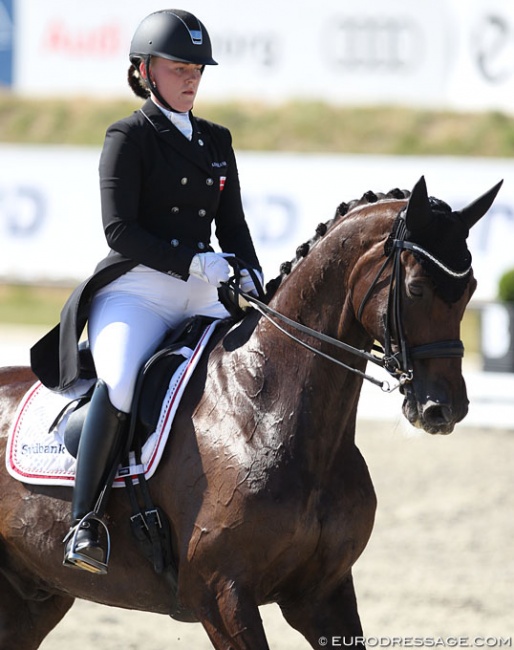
[{"left": 127, "top": 63, "right": 150, "bottom": 100}]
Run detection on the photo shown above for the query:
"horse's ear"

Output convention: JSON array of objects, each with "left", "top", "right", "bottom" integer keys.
[
  {"left": 404, "top": 175, "right": 432, "bottom": 233},
  {"left": 457, "top": 180, "right": 503, "bottom": 229}
]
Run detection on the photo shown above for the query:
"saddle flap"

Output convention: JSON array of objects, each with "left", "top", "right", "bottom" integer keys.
[{"left": 62, "top": 315, "right": 220, "bottom": 458}]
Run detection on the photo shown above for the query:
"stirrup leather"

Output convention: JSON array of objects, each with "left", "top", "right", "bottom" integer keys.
[{"left": 63, "top": 512, "right": 111, "bottom": 575}]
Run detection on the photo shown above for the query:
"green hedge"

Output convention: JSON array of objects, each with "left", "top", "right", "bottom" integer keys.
[
  {"left": 498, "top": 269, "right": 514, "bottom": 303},
  {"left": 1, "top": 93, "right": 514, "bottom": 156}
]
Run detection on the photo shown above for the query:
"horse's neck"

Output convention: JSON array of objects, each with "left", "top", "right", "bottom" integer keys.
[
  {"left": 232, "top": 207, "right": 392, "bottom": 473},
  {"left": 247, "top": 256, "right": 370, "bottom": 468}
]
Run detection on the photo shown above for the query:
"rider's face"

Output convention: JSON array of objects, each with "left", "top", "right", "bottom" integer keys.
[{"left": 142, "top": 57, "right": 203, "bottom": 113}]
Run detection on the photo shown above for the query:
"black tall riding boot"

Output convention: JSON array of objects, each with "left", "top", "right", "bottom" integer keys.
[{"left": 63, "top": 380, "right": 128, "bottom": 574}]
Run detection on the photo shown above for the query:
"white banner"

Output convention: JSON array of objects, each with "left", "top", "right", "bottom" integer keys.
[
  {"left": 7, "top": 0, "right": 513, "bottom": 114},
  {"left": 0, "top": 144, "right": 513, "bottom": 301}
]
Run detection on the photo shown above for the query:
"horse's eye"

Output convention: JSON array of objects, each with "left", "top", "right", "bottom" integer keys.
[{"left": 407, "top": 282, "right": 424, "bottom": 298}]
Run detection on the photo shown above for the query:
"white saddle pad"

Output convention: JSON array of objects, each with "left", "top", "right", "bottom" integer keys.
[{"left": 6, "top": 320, "right": 220, "bottom": 487}]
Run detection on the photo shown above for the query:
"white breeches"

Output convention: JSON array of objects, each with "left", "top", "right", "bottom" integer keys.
[{"left": 88, "top": 265, "right": 230, "bottom": 412}]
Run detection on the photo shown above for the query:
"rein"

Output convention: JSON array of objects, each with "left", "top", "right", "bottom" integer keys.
[
  {"left": 228, "top": 209, "right": 468, "bottom": 392},
  {"left": 243, "top": 294, "right": 391, "bottom": 390}
]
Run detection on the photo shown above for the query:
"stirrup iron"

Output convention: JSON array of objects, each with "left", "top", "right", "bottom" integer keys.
[{"left": 63, "top": 512, "right": 111, "bottom": 575}]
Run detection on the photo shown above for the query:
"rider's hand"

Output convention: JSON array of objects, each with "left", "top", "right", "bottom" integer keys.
[
  {"left": 239, "top": 268, "right": 264, "bottom": 297},
  {"left": 189, "top": 253, "right": 231, "bottom": 287}
]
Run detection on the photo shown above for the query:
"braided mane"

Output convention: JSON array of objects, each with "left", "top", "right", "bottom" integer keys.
[{"left": 264, "top": 187, "right": 410, "bottom": 300}]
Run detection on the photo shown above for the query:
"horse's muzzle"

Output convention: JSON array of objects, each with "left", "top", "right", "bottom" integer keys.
[{"left": 402, "top": 389, "right": 469, "bottom": 435}]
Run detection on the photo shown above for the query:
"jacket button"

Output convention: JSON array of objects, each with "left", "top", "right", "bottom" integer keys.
[
  {"left": 198, "top": 209, "right": 206, "bottom": 217},
  {"left": 198, "top": 242, "right": 206, "bottom": 250},
  {"left": 206, "top": 178, "right": 214, "bottom": 186},
  {"left": 171, "top": 206, "right": 179, "bottom": 213},
  {"left": 198, "top": 139, "right": 204, "bottom": 146},
  {"left": 181, "top": 177, "right": 188, "bottom": 185},
  {"left": 171, "top": 239, "right": 179, "bottom": 247}
]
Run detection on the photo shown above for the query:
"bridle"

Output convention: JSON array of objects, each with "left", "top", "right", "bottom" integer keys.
[
  {"left": 228, "top": 209, "right": 471, "bottom": 393},
  {"left": 355, "top": 209, "right": 469, "bottom": 388}
]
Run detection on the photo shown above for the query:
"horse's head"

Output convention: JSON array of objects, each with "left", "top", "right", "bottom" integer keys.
[{"left": 354, "top": 176, "right": 502, "bottom": 435}]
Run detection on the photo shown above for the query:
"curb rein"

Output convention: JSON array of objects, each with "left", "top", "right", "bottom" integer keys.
[{"left": 230, "top": 209, "right": 469, "bottom": 393}]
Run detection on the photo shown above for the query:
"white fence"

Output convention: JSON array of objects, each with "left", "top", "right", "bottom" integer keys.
[{"left": 1, "top": 144, "right": 512, "bottom": 301}]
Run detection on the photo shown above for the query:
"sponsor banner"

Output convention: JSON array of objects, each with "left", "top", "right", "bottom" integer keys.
[
  {"left": 449, "top": 0, "right": 514, "bottom": 114},
  {"left": 0, "top": 145, "right": 512, "bottom": 301},
  {"left": 8, "top": 0, "right": 514, "bottom": 113},
  {"left": 14, "top": 0, "right": 449, "bottom": 103}
]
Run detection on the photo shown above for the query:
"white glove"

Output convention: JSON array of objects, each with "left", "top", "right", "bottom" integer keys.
[
  {"left": 189, "top": 252, "right": 231, "bottom": 287},
  {"left": 239, "top": 268, "right": 264, "bottom": 297}
]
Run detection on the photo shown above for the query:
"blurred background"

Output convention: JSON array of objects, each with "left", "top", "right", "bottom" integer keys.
[
  {"left": 1, "top": 0, "right": 514, "bottom": 369},
  {"left": 1, "top": 3, "right": 513, "bottom": 647}
]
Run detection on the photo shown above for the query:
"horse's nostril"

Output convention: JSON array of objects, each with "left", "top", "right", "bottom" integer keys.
[{"left": 423, "top": 402, "right": 451, "bottom": 425}]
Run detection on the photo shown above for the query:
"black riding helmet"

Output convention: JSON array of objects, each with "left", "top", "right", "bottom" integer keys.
[
  {"left": 130, "top": 9, "right": 217, "bottom": 66},
  {"left": 128, "top": 9, "right": 217, "bottom": 109}
]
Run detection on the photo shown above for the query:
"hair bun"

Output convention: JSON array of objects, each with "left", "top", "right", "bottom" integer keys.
[{"left": 127, "top": 64, "right": 150, "bottom": 99}]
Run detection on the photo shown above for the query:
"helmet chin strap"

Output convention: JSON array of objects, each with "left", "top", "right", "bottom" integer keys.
[{"left": 143, "top": 55, "right": 178, "bottom": 112}]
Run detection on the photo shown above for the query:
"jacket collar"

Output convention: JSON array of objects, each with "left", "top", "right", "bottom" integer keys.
[{"left": 139, "top": 99, "right": 211, "bottom": 174}]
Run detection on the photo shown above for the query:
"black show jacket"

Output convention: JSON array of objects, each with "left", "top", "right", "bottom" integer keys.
[{"left": 31, "top": 99, "right": 261, "bottom": 391}]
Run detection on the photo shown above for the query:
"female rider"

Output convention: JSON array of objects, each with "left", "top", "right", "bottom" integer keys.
[{"left": 31, "top": 8, "right": 262, "bottom": 574}]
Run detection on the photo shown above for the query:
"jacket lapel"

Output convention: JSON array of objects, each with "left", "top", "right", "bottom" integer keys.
[{"left": 139, "top": 99, "right": 212, "bottom": 174}]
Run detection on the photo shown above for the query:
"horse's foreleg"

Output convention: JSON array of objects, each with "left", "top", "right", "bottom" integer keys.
[
  {"left": 0, "top": 572, "right": 74, "bottom": 650},
  {"left": 280, "top": 572, "right": 365, "bottom": 649},
  {"left": 189, "top": 579, "right": 270, "bottom": 650}
]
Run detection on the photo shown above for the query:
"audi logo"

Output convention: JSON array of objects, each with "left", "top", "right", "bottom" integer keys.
[{"left": 321, "top": 15, "right": 423, "bottom": 72}]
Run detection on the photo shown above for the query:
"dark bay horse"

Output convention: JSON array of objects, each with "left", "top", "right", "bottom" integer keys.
[{"left": 0, "top": 177, "right": 502, "bottom": 649}]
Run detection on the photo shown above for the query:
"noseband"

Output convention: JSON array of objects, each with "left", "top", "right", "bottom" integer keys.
[{"left": 232, "top": 206, "right": 470, "bottom": 392}]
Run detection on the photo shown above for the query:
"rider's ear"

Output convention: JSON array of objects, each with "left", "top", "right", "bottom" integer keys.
[
  {"left": 457, "top": 179, "right": 503, "bottom": 230},
  {"left": 139, "top": 60, "right": 149, "bottom": 81},
  {"left": 404, "top": 176, "right": 432, "bottom": 235}
]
